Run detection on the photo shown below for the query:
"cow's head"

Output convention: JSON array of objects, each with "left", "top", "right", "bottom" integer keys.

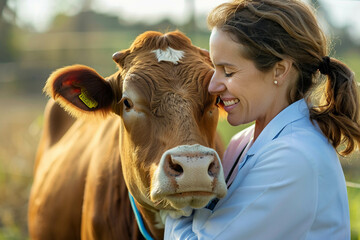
[{"left": 44, "top": 31, "right": 227, "bottom": 221}]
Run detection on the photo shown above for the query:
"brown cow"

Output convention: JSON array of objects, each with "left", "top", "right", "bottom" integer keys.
[{"left": 28, "top": 31, "right": 227, "bottom": 240}]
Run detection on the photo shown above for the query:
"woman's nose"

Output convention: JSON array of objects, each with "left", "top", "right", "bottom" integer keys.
[{"left": 208, "top": 72, "right": 226, "bottom": 95}]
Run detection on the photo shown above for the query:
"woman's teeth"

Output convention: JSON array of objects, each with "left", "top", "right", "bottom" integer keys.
[{"left": 223, "top": 99, "right": 239, "bottom": 107}]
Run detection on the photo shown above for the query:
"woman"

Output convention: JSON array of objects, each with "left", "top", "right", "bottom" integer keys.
[{"left": 164, "top": 0, "right": 360, "bottom": 239}]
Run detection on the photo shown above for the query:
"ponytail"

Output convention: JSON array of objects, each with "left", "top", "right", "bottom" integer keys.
[{"left": 309, "top": 57, "right": 360, "bottom": 155}]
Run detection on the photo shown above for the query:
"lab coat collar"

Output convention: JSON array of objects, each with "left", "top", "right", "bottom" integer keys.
[{"left": 246, "top": 99, "right": 309, "bottom": 156}]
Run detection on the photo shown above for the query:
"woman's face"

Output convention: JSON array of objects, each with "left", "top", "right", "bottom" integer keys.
[{"left": 209, "top": 28, "right": 282, "bottom": 127}]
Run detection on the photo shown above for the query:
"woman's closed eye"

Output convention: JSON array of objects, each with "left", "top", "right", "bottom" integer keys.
[
  {"left": 224, "top": 71, "right": 234, "bottom": 77},
  {"left": 223, "top": 66, "right": 235, "bottom": 77}
]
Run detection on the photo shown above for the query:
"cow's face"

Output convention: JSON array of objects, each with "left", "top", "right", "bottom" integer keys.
[{"left": 44, "top": 31, "right": 227, "bottom": 218}]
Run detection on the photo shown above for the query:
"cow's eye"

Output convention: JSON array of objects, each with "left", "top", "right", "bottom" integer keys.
[{"left": 123, "top": 98, "right": 133, "bottom": 110}]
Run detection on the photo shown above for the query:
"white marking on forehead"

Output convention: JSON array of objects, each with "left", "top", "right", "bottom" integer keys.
[{"left": 152, "top": 47, "right": 184, "bottom": 65}]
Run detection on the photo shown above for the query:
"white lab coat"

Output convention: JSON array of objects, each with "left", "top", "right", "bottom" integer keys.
[{"left": 164, "top": 99, "right": 350, "bottom": 240}]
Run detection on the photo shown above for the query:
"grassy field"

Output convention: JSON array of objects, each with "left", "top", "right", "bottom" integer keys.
[
  {"left": 0, "top": 95, "right": 45, "bottom": 240},
  {"left": 0, "top": 93, "right": 359, "bottom": 239}
]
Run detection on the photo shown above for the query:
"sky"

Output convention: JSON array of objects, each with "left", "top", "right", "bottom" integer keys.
[{"left": 5, "top": 0, "right": 360, "bottom": 40}]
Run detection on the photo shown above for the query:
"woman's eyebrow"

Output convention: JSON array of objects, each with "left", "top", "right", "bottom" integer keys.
[{"left": 213, "top": 62, "right": 236, "bottom": 67}]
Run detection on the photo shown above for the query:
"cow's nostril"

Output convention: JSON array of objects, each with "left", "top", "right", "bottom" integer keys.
[
  {"left": 168, "top": 159, "right": 183, "bottom": 177},
  {"left": 208, "top": 160, "right": 218, "bottom": 177}
]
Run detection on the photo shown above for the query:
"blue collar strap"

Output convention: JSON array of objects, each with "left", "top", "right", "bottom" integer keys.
[{"left": 128, "top": 192, "right": 154, "bottom": 240}]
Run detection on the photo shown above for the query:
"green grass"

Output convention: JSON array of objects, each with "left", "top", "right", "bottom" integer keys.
[
  {"left": 336, "top": 52, "right": 360, "bottom": 80},
  {"left": 0, "top": 225, "right": 26, "bottom": 240},
  {"left": 349, "top": 187, "right": 360, "bottom": 240}
]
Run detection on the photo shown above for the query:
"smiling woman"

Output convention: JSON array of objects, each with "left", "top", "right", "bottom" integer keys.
[
  {"left": 164, "top": 0, "right": 360, "bottom": 239},
  {"left": 208, "top": 27, "right": 292, "bottom": 136}
]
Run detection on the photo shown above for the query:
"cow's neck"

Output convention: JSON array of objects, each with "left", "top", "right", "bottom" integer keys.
[{"left": 135, "top": 202, "right": 164, "bottom": 239}]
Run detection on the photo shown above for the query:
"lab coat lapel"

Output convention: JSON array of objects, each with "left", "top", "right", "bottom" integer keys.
[{"left": 213, "top": 99, "right": 309, "bottom": 211}]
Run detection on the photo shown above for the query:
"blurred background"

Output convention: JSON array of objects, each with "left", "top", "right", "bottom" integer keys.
[{"left": 0, "top": 0, "right": 359, "bottom": 239}]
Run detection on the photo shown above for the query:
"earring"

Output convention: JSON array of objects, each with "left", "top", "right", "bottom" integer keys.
[{"left": 274, "top": 80, "right": 278, "bottom": 85}]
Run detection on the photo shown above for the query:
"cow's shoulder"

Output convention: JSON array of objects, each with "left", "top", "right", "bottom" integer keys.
[{"left": 80, "top": 116, "right": 141, "bottom": 239}]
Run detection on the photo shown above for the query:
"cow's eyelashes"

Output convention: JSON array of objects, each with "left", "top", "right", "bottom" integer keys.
[
  {"left": 124, "top": 99, "right": 131, "bottom": 108},
  {"left": 122, "top": 98, "right": 134, "bottom": 110}
]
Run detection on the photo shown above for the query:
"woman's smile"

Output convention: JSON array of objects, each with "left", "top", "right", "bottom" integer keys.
[{"left": 221, "top": 97, "right": 240, "bottom": 111}]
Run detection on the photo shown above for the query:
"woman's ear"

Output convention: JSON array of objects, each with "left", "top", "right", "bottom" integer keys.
[
  {"left": 273, "top": 58, "right": 293, "bottom": 86},
  {"left": 44, "top": 65, "right": 115, "bottom": 118}
]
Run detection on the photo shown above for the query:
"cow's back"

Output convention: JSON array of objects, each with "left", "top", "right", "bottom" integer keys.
[{"left": 28, "top": 100, "right": 142, "bottom": 240}]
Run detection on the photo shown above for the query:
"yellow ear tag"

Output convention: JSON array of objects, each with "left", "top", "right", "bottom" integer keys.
[{"left": 79, "top": 88, "right": 98, "bottom": 109}]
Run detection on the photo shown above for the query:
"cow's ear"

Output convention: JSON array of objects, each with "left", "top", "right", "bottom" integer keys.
[
  {"left": 112, "top": 49, "right": 131, "bottom": 68},
  {"left": 44, "top": 64, "right": 114, "bottom": 118},
  {"left": 199, "top": 48, "right": 212, "bottom": 66}
]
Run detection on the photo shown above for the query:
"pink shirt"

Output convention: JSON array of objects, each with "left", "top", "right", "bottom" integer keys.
[{"left": 222, "top": 125, "right": 254, "bottom": 187}]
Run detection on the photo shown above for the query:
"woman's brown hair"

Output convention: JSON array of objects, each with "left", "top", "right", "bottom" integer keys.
[{"left": 208, "top": 0, "right": 360, "bottom": 155}]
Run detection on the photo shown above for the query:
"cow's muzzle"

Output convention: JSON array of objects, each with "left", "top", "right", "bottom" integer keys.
[{"left": 150, "top": 144, "right": 227, "bottom": 211}]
